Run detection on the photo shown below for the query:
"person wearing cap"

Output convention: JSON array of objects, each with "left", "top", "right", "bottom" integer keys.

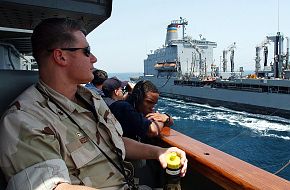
[
  {"left": 102, "top": 77, "right": 129, "bottom": 106},
  {"left": 85, "top": 69, "right": 108, "bottom": 96}
]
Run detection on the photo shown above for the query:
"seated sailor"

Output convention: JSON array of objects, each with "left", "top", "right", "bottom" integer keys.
[{"left": 0, "top": 18, "right": 187, "bottom": 190}]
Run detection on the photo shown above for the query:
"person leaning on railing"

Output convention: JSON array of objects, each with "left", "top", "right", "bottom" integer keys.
[{"left": 103, "top": 79, "right": 174, "bottom": 143}]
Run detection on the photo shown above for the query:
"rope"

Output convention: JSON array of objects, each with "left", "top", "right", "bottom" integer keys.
[
  {"left": 217, "top": 130, "right": 247, "bottom": 149},
  {"left": 274, "top": 160, "right": 290, "bottom": 175},
  {"left": 218, "top": 131, "right": 289, "bottom": 176},
  {"left": 158, "top": 72, "right": 172, "bottom": 89}
]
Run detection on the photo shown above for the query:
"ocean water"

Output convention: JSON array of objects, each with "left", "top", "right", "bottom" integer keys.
[
  {"left": 156, "top": 97, "right": 290, "bottom": 181},
  {"left": 109, "top": 72, "right": 143, "bottom": 81},
  {"left": 112, "top": 72, "right": 290, "bottom": 181}
]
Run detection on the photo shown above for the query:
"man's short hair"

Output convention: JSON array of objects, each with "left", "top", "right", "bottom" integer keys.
[
  {"left": 102, "top": 77, "right": 128, "bottom": 98},
  {"left": 91, "top": 69, "right": 108, "bottom": 86},
  {"left": 31, "top": 18, "right": 87, "bottom": 66}
]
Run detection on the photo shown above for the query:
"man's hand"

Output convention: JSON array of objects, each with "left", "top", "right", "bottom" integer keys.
[
  {"left": 123, "top": 138, "right": 187, "bottom": 177},
  {"left": 146, "top": 112, "right": 173, "bottom": 127},
  {"left": 146, "top": 112, "right": 168, "bottom": 123},
  {"left": 157, "top": 147, "right": 188, "bottom": 177}
]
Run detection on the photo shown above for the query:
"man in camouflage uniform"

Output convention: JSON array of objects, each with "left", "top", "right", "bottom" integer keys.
[{"left": 0, "top": 18, "right": 187, "bottom": 190}]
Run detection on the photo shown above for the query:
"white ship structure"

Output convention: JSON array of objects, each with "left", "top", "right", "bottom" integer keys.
[{"left": 140, "top": 18, "right": 290, "bottom": 119}]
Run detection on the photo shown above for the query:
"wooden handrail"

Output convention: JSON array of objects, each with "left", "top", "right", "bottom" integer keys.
[{"left": 160, "top": 127, "right": 290, "bottom": 190}]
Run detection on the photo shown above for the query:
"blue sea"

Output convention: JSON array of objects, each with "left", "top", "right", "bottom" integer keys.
[{"left": 111, "top": 72, "right": 290, "bottom": 181}]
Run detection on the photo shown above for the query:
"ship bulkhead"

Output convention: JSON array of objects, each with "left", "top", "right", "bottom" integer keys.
[{"left": 143, "top": 75, "right": 290, "bottom": 119}]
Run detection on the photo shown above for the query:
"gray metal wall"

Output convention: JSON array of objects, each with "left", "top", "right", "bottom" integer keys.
[{"left": 0, "top": 45, "right": 20, "bottom": 70}]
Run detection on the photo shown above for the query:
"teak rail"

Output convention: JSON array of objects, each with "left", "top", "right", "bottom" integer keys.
[{"left": 159, "top": 127, "right": 290, "bottom": 190}]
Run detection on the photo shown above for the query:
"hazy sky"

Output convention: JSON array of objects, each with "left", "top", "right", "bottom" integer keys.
[{"left": 87, "top": 0, "right": 290, "bottom": 73}]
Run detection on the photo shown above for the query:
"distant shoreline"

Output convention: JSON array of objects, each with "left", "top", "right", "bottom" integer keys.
[
  {"left": 108, "top": 71, "right": 255, "bottom": 81},
  {"left": 108, "top": 72, "right": 143, "bottom": 81}
]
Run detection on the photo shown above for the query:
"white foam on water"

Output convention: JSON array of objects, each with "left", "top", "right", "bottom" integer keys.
[
  {"left": 261, "top": 133, "right": 290, "bottom": 140},
  {"left": 156, "top": 108, "right": 165, "bottom": 112},
  {"left": 172, "top": 116, "right": 182, "bottom": 120},
  {"left": 213, "top": 111, "right": 290, "bottom": 132},
  {"left": 173, "top": 104, "right": 191, "bottom": 110},
  {"left": 203, "top": 110, "right": 290, "bottom": 140},
  {"left": 159, "top": 97, "right": 290, "bottom": 140}
]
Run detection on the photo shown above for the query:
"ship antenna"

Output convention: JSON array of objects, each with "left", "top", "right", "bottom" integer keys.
[
  {"left": 179, "top": 17, "right": 188, "bottom": 40},
  {"left": 277, "top": 0, "right": 280, "bottom": 32}
]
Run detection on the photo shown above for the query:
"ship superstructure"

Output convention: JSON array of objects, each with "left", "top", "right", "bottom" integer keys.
[
  {"left": 144, "top": 18, "right": 217, "bottom": 79},
  {"left": 142, "top": 18, "right": 290, "bottom": 119}
]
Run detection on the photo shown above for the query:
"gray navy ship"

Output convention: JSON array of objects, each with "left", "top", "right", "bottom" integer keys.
[{"left": 139, "top": 18, "right": 290, "bottom": 119}]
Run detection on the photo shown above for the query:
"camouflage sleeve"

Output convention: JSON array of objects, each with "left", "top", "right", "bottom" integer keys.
[
  {"left": 0, "top": 109, "right": 70, "bottom": 189},
  {"left": 6, "top": 159, "right": 71, "bottom": 190}
]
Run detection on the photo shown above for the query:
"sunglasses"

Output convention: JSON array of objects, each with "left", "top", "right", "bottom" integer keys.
[
  {"left": 122, "top": 86, "right": 128, "bottom": 95},
  {"left": 48, "top": 46, "right": 91, "bottom": 57}
]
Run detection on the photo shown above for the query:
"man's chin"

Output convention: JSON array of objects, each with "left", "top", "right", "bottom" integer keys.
[
  {"left": 80, "top": 78, "right": 92, "bottom": 85},
  {"left": 86, "top": 75, "right": 94, "bottom": 83}
]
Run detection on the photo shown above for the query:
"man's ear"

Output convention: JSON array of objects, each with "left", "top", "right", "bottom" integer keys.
[
  {"left": 52, "top": 49, "right": 67, "bottom": 66},
  {"left": 114, "top": 89, "right": 119, "bottom": 96}
]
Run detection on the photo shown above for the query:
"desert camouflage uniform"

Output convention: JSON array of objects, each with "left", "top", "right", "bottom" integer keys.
[{"left": 0, "top": 80, "right": 127, "bottom": 189}]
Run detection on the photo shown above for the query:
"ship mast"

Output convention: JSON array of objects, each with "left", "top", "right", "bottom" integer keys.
[{"left": 170, "top": 17, "right": 188, "bottom": 40}]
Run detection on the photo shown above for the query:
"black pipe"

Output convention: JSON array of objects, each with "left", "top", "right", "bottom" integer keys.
[
  {"left": 263, "top": 46, "right": 268, "bottom": 67},
  {"left": 230, "top": 50, "right": 234, "bottom": 72},
  {"left": 222, "top": 51, "right": 227, "bottom": 72},
  {"left": 275, "top": 33, "right": 280, "bottom": 78}
]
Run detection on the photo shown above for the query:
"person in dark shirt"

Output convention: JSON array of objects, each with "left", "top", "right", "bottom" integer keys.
[
  {"left": 103, "top": 79, "right": 173, "bottom": 142},
  {"left": 127, "top": 80, "right": 174, "bottom": 135}
]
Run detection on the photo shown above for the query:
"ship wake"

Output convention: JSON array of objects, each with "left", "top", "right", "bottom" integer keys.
[{"left": 157, "top": 97, "right": 290, "bottom": 141}]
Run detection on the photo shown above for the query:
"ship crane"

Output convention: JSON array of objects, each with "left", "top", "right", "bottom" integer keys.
[
  {"left": 222, "top": 42, "right": 236, "bottom": 72},
  {"left": 187, "top": 41, "right": 204, "bottom": 76},
  {"left": 255, "top": 39, "right": 270, "bottom": 74}
]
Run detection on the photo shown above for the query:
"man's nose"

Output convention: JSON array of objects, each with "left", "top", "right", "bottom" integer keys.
[{"left": 90, "top": 53, "right": 97, "bottom": 63}]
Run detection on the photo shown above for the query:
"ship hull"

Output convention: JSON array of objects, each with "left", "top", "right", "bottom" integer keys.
[{"left": 143, "top": 76, "right": 290, "bottom": 119}]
